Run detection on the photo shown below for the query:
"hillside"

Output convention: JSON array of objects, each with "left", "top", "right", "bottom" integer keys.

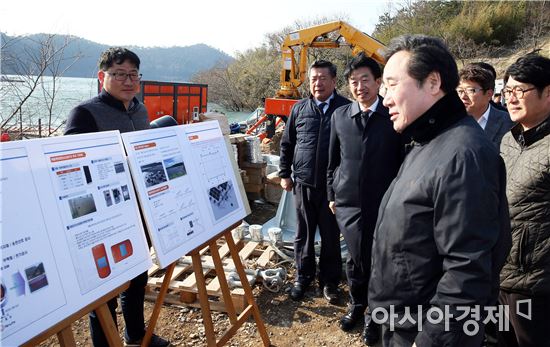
[
  {"left": 479, "top": 38, "right": 550, "bottom": 79},
  {"left": 0, "top": 33, "right": 234, "bottom": 82}
]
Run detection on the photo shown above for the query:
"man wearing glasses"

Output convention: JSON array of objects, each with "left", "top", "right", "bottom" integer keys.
[
  {"left": 458, "top": 64, "right": 513, "bottom": 149},
  {"left": 65, "top": 47, "right": 170, "bottom": 347},
  {"left": 499, "top": 54, "right": 550, "bottom": 347}
]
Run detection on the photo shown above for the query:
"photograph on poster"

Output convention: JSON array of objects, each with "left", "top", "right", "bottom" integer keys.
[
  {"left": 140, "top": 162, "right": 168, "bottom": 187},
  {"left": 82, "top": 165, "right": 92, "bottom": 184},
  {"left": 164, "top": 156, "right": 187, "bottom": 180},
  {"left": 111, "top": 239, "right": 133, "bottom": 263},
  {"left": 91, "top": 244, "right": 111, "bottom": 279},
  {"left": 24, "top": 262, "right": 49, "bottom": 293},
  {"left": 68, "top": 193, "right": 97, "bottom": 219},
  {"left": 114, "top": 162, "right": 125, "bottom": 174},
  {"left": 208, "top": 181, "right": 239, "bottom": 221},
  {"left": 103, "top": 190, "right": 113, "bottom": 206},
  {"left": 112, "top": 187, "right": 121, "bottom": 204},
  {"left": 121, "top": 185, "right": 130, "bottom": 201}
]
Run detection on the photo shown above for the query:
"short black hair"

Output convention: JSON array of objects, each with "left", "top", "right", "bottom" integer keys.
[
  {"left": 459, "top": 64, "right": 495, "bottom": 91},
  {"left": 471, "top": 62, "right": 497, "bottom": 79},
  {"left": 504, "top": 54, "right": 550, "bottom": 95},
  {"left": 98, "top": 47, "right": 140, "bottom": 71},
  {"left": 383, "top": 35, "right": 458, "bottom": 94},
  {"left": 344, "top": 52, "right": 382, "bottom": 80},
  {"left": 309, "top": 60, "right": 337, "bottom": 78}
]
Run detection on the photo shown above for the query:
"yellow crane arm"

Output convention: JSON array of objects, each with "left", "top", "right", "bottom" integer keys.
[{"left": 276, "top": 21, "right": 386, "bottom": 99}]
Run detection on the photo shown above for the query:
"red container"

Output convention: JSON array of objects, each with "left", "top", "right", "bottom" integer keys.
[{"left": 98, "top": 80, "right": 208, "bottom": 124}]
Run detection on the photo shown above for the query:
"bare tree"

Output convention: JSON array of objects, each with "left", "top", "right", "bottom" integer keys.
[
  {"left": 516, "top": 0, "right": 550, "bottom": 52},
  {"left": 1, "top": 33, "right": 81, "bottom": 138}
]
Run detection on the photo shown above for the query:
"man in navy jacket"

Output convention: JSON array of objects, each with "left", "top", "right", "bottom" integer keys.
[{"left": 279, "top": 60, "right": 350, "bottom": 303}]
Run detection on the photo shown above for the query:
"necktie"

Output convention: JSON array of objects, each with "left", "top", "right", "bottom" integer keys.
[
  {"left": 361, "top": 111, "right": 370, "bottom": 128},
  {"left": 319, "top": 102, "right": 327, "bottom": 115}
]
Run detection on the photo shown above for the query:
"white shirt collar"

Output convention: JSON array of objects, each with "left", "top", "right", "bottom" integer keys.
[
  {"left": 367, "top": 96, "right": 380, "bottom": 115},
  {"left": 477, "top": 105, "right": 491, "bottom": 130},
  {"left": 315, "top": 94, "right": 334, "bottom": 111},
  {"left": 360, "top": 96, "right": 380, "bottom": 117}
]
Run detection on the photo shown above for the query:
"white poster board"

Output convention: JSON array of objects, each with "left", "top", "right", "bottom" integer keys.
[
  {"left": 0, "top": 132, "right": 152, "bottom": 346},
  {"left": 121, "top": 121, "right": 247, "bottom": 268}
]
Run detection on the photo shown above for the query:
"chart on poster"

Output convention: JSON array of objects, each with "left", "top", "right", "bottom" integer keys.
[
  {"left": 0, "top": 132, "right": 152, "bottom": 346},
  {"left": 121, "top": 121, "right": 247, "bottom": 268}
]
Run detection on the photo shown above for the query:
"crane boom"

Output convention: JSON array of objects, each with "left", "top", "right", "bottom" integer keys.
[
  {"left": 247, "top": 21, "right": 386, "bottom": 138},
  {"left": 276, "top": 21, "right": 386, "bottom": 99}
]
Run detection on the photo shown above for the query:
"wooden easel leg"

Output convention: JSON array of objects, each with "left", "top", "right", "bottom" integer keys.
[
  {"left": 210, "top": 240, "right": 238, "bottom": 325},
  {"left": 141, "top": 262, "right": 176, "bottom": 347},
  {"left": 191, "top": 250, "right": 217, "bottom": 347},
  {"left": 56, "top": 326, "right": 76, "bottom": 347},
  {"left": 224, "top": 230, "right": 271, "bottom": 346},
  {"left": 21, "top": 283, "right": 129, "bottom": 347},
  {"left": 96, "top": 303, "right": 123, "bottom": 347}
]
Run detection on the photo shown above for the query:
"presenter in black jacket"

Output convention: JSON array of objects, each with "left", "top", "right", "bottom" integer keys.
[{"left": 65, "top": 47, "right": 170, "bottom": 347}]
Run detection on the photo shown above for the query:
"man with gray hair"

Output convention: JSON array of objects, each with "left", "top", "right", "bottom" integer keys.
[
  {"left": 368, "top": 35, "right": 511, "bottom": 346},
  {"left": 279, "top": 60, "right": 350, "bottom": 303}
]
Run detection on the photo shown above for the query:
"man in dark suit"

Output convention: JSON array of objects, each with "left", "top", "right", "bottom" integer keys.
[
  {"left": 327, "top": 53, "right": 403, "bottom": 345},
  {"left": 472, "top": 61, "right": 508, "bottom": 112},
  {"left": 458, "top": 64, "right": 514, "bottom": 149}
]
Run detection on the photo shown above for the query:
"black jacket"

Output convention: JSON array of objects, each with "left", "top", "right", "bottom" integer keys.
[
  {"left": 279, "top": 92, "right": 350, "bottom": 188},
  {"left": 500, "top": 115, "right": 550, "bottom": 295},
  {"left": 369, "top": 93, "right": 511, "bottom": 346},
  {"left": 327, "top": 98, "right": 403, "bottom": 232},
  {"left": 65, "top": 90, "right": 149, "bottom": 134}
]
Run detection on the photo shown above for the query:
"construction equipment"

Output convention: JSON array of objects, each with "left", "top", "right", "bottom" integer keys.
[{"left": 246, "top": 21, "right": 386, "bottom": 138}]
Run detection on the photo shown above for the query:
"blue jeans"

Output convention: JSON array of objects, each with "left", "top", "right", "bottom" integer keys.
[{"left": 89, "top": 271, "right": 148, "bottom": 346}]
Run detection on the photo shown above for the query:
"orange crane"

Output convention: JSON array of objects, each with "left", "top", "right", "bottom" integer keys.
[{"left": 246, "top": 21, "right": 386, "bottom": 138}]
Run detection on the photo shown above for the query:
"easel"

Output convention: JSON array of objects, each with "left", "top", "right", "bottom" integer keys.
[
  {"left": 21, "top": 282, "right": 130, "bottom": 347},
  {"left": 142, "top": 221, "right": 271, "bottom": 347}
]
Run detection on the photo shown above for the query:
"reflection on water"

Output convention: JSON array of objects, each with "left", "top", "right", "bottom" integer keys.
[{"left": 1, "top": 75, "right": 98, "bottom": 129}]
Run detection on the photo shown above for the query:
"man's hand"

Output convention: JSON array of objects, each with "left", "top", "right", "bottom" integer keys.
[
  {"left": 280, "top": 178, "right": 293, "bottom": 192},
  {"left": 329, "top": 201, "right": 336, "bottom": 214}
]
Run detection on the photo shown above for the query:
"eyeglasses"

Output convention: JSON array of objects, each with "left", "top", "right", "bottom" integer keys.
[
  {"left": 106, "top": 71, "right": 142, "bottom": 82},
  {"left": 456, "top": 87, "right": 483, "bottom": 97},
  {"left": 502, "top": 86, "right": 536, "bottom": 99}
]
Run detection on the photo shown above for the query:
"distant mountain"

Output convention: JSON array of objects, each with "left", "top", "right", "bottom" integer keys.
[{"left": 0, "top": 33, "right": 234, "bottom": 82}]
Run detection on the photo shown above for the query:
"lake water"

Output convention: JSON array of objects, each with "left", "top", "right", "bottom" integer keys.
[{"left": 0, "top": 75, "right": 251, "bottom": 131}]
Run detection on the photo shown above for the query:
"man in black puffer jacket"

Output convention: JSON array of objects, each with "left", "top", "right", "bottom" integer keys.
[
  {"left": 368, "top": 35, "right": 511, "bottom": 347},
  {"left": 499, "top": 54, "right": 550, "bottom": 347},
  {"left": 279, "top": 60, "right": 350, "bottom": 303}
]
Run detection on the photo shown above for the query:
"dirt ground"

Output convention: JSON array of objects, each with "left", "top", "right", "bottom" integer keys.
[{"left": 39, "top": 200, "right": 371, "bottom": 347}]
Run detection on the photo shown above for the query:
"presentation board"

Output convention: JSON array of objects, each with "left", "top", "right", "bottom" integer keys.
[
  {"left": 0, "top": 131, "right": 152, "bottom": 346},
  {"left": 121, "top": 121, "right": 248, "bottom": 268}
]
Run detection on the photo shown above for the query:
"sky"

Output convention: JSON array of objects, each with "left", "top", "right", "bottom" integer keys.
[{"left": 0, "top": 0, "right": 394, "bottom": 56}]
